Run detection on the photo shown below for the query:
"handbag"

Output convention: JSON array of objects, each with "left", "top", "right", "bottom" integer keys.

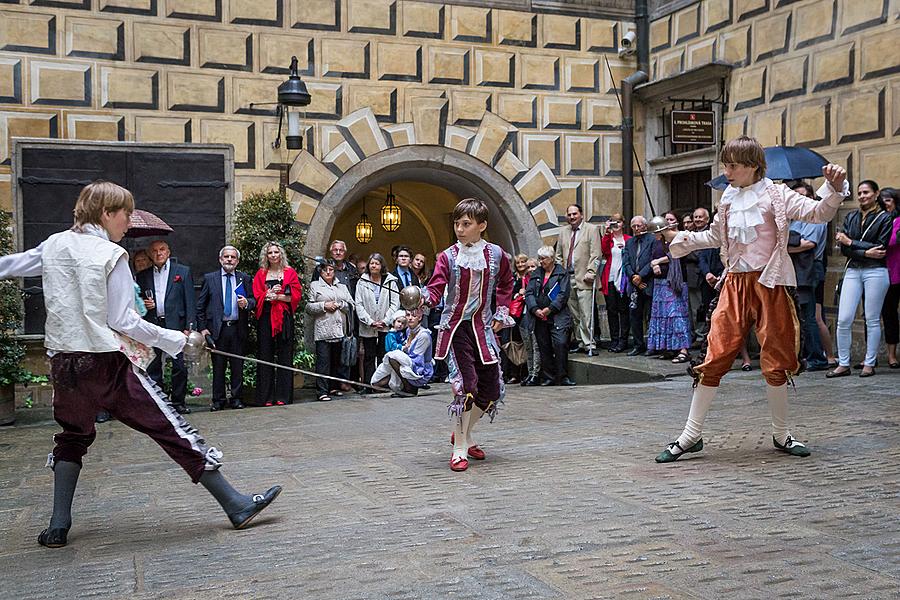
[
  {"left": 509, "top": 295, "right": 525, "bottom": 318},
  {"left": 502, "top": 340, "right": 527, "bottom": 366},
  {"left": 340, "top": 306, "right": 358, "bottom": 367}
]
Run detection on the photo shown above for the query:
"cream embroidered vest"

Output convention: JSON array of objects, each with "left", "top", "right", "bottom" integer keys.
[{"left": 41, "top": 230, "right": 125, "bottom": 353}]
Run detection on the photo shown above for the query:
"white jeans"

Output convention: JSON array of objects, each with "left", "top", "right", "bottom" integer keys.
[{"left": 836, "top": 267, "right": 890, "bottom": 367}]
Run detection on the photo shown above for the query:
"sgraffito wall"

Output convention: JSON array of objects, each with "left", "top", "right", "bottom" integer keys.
[
  {"left": 648, "top": 0, "right": 899, "bottom": 194},
  {"left": 0, "top": 0, "right": 647, "bottom": 248}
]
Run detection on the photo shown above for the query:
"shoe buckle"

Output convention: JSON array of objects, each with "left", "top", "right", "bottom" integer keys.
[{"left": 252, "top": 494, "right": 264, "bottom": 502}]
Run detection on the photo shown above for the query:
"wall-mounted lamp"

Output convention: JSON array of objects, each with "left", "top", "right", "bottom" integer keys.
[{"left": 275, "top": 55, "right": 311, "bottom": 150}]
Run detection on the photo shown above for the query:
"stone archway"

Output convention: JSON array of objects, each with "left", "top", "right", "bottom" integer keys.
[
  {"left": 306, "top": 145, "right": 542, "bottom": 256},
  {"left": 286, "top": 106, "right": 565, "bottom": 255}
]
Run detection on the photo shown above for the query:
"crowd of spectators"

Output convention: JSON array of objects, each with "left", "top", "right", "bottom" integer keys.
[{"left": 123, "top": 185, "right": 899, "bottom": 414}]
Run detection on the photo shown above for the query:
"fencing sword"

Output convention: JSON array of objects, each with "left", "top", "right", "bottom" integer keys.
[{"left": 184, "top": 332, "right": 419, "bottom": 397}]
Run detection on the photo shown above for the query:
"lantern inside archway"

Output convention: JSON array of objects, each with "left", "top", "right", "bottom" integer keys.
[{"left": 380, "top": 185, "right": 401, "bottom": 232}]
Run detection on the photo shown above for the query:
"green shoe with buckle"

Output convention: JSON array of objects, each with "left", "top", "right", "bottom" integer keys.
[
  {"left": 773, "top": 435, "right": 810, "bottom": 457},
  {"left": 655, "top": 438, "right": 703, "bottom": 463}
]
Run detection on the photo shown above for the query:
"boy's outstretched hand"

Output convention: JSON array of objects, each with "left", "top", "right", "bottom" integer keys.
[{"left": 822, "top": 164, "right": 846, "bottom": 190}]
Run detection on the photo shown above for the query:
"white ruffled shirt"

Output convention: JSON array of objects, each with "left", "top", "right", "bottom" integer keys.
[
  {"left": 721, "top": 177, "right": 770, "bottom": 245},
  {"left": 455, "top": 239, "right": 487, "bottom": 271}
]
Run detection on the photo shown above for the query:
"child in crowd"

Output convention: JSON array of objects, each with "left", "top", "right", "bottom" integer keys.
[
  {"left": 384, "top": 311, "right": 408, "bottom": 353},
  {"left": 371, "top": 309, "right": 433, "bottom": 396}
]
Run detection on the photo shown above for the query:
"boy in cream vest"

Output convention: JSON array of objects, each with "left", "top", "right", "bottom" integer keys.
[{"left": 0, "top": 181, "right": 280, "bottom": 547}]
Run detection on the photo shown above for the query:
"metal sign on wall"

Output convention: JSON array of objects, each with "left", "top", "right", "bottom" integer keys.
[{"left": 671, "top": 110, "right": 716, "bottom": 145}]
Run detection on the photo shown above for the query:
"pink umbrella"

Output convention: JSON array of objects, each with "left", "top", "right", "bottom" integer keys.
[{"left": 126, "top": 209, "right": 173, "bottom": 238}]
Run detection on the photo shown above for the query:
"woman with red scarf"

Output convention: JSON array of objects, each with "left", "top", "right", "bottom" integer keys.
[{"left": 253, "top": 242, "right": 301, "bottom": 406}]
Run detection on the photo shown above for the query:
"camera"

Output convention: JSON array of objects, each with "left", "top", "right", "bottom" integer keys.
[{"left": 619, "top": 30, "right": 636, "bottom": 57}]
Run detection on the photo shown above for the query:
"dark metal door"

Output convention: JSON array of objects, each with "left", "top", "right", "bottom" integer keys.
[
  {"left": 18, "top": 147, "right": 227, "bottom": 334},
  {"left": 669, "top": 168, "right": 712, "bottom": 216}
]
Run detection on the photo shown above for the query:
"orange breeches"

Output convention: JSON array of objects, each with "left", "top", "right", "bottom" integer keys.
[{"left": 695, "top": 271, "right": 800, "bottom": 387}]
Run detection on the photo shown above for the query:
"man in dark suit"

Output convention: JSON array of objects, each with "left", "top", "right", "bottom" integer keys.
[
  {"left": 137, "top": 239, "right": 196, "bottom": 414},
  {"left": 622, "top": 216, "right": 654, "bottom": 356},
  {"left": 197, "top": 246, "right": 255, "bottom": 411},
  {"left": 391, "top": 245, "right": 419, "bottom": 291}
]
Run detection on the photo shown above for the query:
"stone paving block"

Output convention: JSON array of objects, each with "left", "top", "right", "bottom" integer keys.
[
  {"left": 0, "top": 10, "right": 56, "bottom": 55},
  {"left": 3, "top": 361, "right": 899, "bottom": 599}
]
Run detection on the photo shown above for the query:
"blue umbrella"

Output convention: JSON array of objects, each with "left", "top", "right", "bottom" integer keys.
[{"left": 706, "top": 146, "right": 830, "bottom": 190}]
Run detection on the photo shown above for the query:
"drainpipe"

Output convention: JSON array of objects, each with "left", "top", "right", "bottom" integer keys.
[{"left": 622, "top": 0, "right": 650, "bottom": 225}]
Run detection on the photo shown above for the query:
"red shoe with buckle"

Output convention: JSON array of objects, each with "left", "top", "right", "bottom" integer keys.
[
  {"left": 275, "top": 400, "right": 285, "bottom": 406},
  {"left": 467, "top": 445, "right": 485, "bottom": 460},
  {"left": 449, "top": 456, "right": 468, "bottom": 471},
  {"left": 264, "top": 402, "right": 273, "bottom": 407}
]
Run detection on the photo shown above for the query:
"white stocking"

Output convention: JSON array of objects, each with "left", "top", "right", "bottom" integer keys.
[
  {"left": 451, "top": 415, "right": 467, "bottom": 461},
  {"left": 767, "top": 383, "right": 790, "bottom": 445},
  {"left": 464, "top": 406, "right": 484, "bottom": 448},
  {"left": 675, "top": 384, "right": 718, "bottom": 451}
]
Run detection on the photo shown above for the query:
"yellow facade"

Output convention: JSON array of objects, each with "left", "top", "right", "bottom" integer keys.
[{"left": 0, "top": 0, "right": 636, "bottom": 251}]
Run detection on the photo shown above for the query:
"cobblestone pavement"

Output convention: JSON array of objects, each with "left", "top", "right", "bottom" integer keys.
[{"left": 1, "top": 368, "right": 898, "bottom": 599}]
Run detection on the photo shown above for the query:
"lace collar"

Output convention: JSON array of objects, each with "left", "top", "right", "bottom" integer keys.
[
  {"left": 455, "top": 239, "right": 487, "bottom": 271},
  {"left": 721, "top": 177, "right": 769, "bottom": 244}
]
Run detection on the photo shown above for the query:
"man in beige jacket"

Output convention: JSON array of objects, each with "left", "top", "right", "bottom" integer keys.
[{"left": 556, "top": 204, "right": 601, "bottom": 353}]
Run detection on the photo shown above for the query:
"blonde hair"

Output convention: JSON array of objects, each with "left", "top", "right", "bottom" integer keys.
[
  {"left": 258, "top": 241, "right": 290, "bottom": 270},
  {"left": 721, "top": 136, "right": 767, "bottom": 180},
  {"left": 73, "top": 181, "right": 134, "bottom": 227}
]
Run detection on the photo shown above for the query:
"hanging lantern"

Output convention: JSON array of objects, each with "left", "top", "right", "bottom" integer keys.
[
  {"left": 355, "top": 197, "right": 373, "bottom": 244},
  {"left": 275, "top": 56, "right": 311, "bottom": 150},
  {"left": 380, "top": 185, "right": 401, "bottom": 232}
]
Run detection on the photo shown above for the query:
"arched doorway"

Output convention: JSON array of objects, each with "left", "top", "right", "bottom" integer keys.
[{"left": 305, "top": 146, "right": 543, "bottom": 259}]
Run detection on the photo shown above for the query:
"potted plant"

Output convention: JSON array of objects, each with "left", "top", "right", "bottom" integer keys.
[{"left": 0, "top": 210, "right": 28, "bottom": 425}]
